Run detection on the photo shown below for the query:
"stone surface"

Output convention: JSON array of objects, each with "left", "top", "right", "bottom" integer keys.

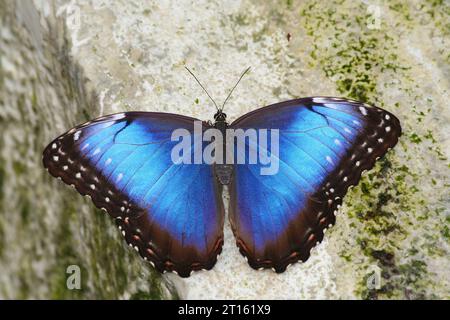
[{"left": 0, "top": 0, "right": 449, "bottom": 299}]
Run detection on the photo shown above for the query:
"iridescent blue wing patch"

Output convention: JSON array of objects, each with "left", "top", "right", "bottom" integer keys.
[
  {"left": 43, "top": 112, "right": 224, "bottom": 277},
  {"left": 229, "top": 97, "right": 401, "bottom": 272}
]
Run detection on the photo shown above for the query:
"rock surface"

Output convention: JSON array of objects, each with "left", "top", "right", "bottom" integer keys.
[{"left": 0, "top": 0, "right": 449, "bottom": 299}]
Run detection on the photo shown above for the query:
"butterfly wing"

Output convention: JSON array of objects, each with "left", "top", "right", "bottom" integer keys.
[
  {"left": 43, "top": 112, "right": 224, "bottom": 277},
  {"left": 229, "top": 97, "right": 401, "bottom": 272}
]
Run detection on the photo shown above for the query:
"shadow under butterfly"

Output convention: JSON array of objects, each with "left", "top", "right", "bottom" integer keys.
[{"left": 43, "top": 68, "right": 401, "bottom": 277}]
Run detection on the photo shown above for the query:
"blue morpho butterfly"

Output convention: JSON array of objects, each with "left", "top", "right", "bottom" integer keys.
[{"left": 43, "top": 67, "right": 401, "bottom": 277}]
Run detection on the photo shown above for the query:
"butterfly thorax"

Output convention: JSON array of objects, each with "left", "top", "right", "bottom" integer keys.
[{"left": 213, "top": 111, "right": 234, "bottom": 185}]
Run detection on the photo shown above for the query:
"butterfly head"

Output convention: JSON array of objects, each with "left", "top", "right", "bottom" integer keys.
[{"left": 213, "top": 110, "right": 227, "bottom": 122}]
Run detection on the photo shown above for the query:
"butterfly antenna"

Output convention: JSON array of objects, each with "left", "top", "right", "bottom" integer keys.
[
  {"left": 221, "top": 66, "right": 251, "bottom": 111},
  {"left": 185, "top": 66, "right": 220, "bottom": 111}
]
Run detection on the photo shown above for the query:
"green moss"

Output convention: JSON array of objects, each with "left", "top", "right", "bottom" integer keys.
[
  {"left": 424, "top": 130, "right": 437, "bottom": 143},
  {"left": 0, "top": 161, "right": 4, "bottom": 205},
  {"left": 233, "top": 14, "right": 250, "bottom": 26},
  {"left": 409, "top": 133, "right": 422, "bottom": 144},
  {"left": 298, "top": 0, "right": 448, "bottom": 296},
  {"left": 49, "top": 199, "right": 86, "bottom": 299},
  {"left": 298, "top": 1, "right": 449, "bottom": 298},
  {"left": 302, "top": 7, "right": 392, "bottom": 102},
  {"left": 20, "top": 197, "right": 31, "bottom": 224},
  {"left": 0, "top": 219, "right": 4, "bottom": 259},
  {"left": 441, "top": 225, "right": 450, "bottom": 240},
  {"left": 16, "top": 266, "right": 32, "bottom": 299},
  {"left": 350, "top": 153, "right": 445, "bottom": 298},
  {"left": 31, "top": 87, "right": 38, "bottom": 113}
]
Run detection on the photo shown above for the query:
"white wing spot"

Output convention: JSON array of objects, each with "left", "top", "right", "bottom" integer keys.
[
  {"left": 74, "top": 130, "right": 81, "bottom": 141},
  {"left": 359, "top": 106, "right": 368, "bottom": 116},
  {"left": 330, "top": 188, "right": 335, "bottom": 193},
  {"left": 52, "top": 143, "right": 57, "bottom": 149},
  {"left": 63, "top": 165, "right": 68, "bottom": 171},
  {"left": 53, "top": 156, "right": 59, "bottom": 161},
  {"left": 352, "top": 120, "right": 360, "bottom": 125},
  {"left": 368, "top": 147, "right": 373, "bottom": 153},
  {"left": 385, "top": 126, "right": 391, "bottom": 132},
  {"left": 343, "top": 176, "right": 348, "bottom": 182},
  {"left": 105, "top": 158, "right": 112, "bottom": 166},
  {"left": 75, "top": 172, "right": 81, "bottom": 179},
  {"left": 356, "top": 161, "right": 361, "bottom": 166},
  {"left": 378, "top": 138, "right": 384, "bottom": 143},
  {"left": 90, "top": 184, "right": 96, "bottom": 190},
  {"left": 121, "top": 230, "right": 126, "bottom": 236},
  {"left": 116, "top": 173, "right": 123, "bottom": 182},
  {"left": 344, "top": 127, "right": 351, "bottom": 134},
  {"left": 93, "top": 148, "right": 101, "bottom": 155},
  {"left": 81, "top": 143, "right": 89, "bottom": 151},
  {"left": 334, "top": 139, "right": 342, "bottom": 146},
  {"left": 105, "top": 197, "right": 110, "bottom": 203},
  {"left": 385, "top": 114, "right": 390, "bottom": 120},
  {"left": 121, "top": 206, "right": 125, "bottom": 212}
]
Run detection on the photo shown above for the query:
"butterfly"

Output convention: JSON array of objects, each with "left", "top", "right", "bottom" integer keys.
[{"left": 43, "top": 71, "right": 401, "bottom": 278}]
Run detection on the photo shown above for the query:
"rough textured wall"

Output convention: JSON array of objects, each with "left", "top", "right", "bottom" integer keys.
[
  {"left": 0, "top": 0, "right": 174, "bottom": 299},
  {"left": 0, "top": 0, "right": 449, "bottom": 299}
]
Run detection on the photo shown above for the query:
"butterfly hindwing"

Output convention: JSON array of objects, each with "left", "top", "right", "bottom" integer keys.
[
  {"left": 43, "top": 112, "right": 224, "bottom": 277},
  {"left": 229, "top": 97, "right": 401, "bottom": 272}
]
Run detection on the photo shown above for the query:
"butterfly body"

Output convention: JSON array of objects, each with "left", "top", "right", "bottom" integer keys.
[
  {"left": 43, "top": 97, "right": 401, "bottom": 277},
  {"left": 211, "top": 110, "right": 234, "bottom": 185}
]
